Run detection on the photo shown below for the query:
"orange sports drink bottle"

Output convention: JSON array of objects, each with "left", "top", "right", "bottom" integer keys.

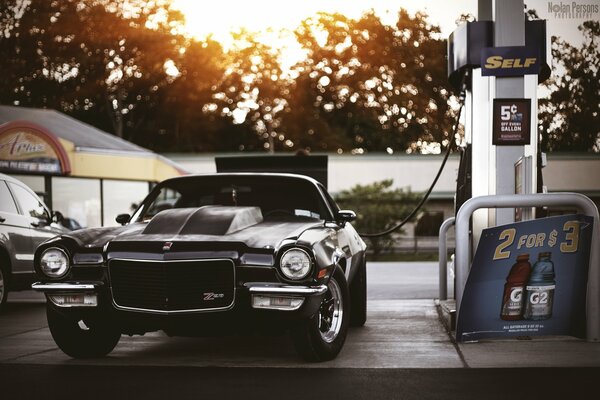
[{"left": 500, "top": 254, "right": 531, "bottom": 320}]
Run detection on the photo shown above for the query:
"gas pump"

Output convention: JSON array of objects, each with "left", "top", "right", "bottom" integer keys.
[
  {"left": 445, "top": 1, "right": 600, "bottom": 343},
  {"left": 440, "top": 0, "right": 551, "bottom": 320},
  {"left": 448, "top": 0, "right": 550, "bottom": 248}
]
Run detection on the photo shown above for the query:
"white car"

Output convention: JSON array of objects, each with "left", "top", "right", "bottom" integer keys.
[{"left": 0, "top": 173, "right": 66, "bottom": 310}]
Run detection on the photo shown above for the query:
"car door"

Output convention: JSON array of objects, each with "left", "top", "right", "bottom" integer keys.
[
  {"left": 0, "top": 179, "right": 34, "bottom": 274},
  {"left": 6, "top": 181, "right": 62, "bottom": 274}
]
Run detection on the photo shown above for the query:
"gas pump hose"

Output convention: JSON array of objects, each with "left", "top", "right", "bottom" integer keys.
[{"left": 360, "top": 100, "right": 465, "bottom": 238}]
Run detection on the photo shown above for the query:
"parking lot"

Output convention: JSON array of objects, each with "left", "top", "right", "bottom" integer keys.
[
  {"left": 2, "top": 262, "right": 599, "bottom": 369},
  {"left": 2, "top": 262, "right": 600, "bottom": 399},
  {"left": 0, "top": 263, "right": 455, "bottom": 367}
]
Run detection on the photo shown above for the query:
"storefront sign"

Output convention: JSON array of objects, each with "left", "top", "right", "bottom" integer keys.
[
  {"left": 481, "top": 46, "right": 540, "bottom": 77},
  {"left": 0, "top": 121, "right": 70, "bottom": 174},
  {"left": 457, "top": 214, "right": 594, "bottom": 342},
  {"left": 493, "top": 98, "right": 531, "bottom": 145}
]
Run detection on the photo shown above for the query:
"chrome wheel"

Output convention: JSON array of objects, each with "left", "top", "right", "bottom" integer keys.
[
  {"left": 291, "top": 268, "right": 349, "bottom": 361},
  {"left": 318, "top": 278, "right": 343, "bottom": 343}
]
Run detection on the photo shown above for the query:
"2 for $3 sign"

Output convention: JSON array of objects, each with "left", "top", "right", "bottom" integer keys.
[{"left": 493, "top": 220, "right": 580, "bottom": 261}]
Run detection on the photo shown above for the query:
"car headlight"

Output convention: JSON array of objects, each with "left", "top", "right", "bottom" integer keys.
[
  {"left": 40, "top": 248, "right": 70, "bottom": 278},
  {"left": 279, "top": 248, "right": 312, "bottom": 280}
]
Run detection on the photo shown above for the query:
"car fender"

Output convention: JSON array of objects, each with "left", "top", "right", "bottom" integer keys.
[
  {"left": 0, "top": 244, "right": 13, "bottom": 278},
  {"left": 295, "top": 224, "right": 365, "bottom": 284},
  {"left": 0, "top": 240, "right": 16, "bottom": 274}
]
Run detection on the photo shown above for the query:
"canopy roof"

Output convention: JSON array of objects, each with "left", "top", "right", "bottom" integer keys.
[
  {"left": 0, "top": 105, "right": 186, "bottom": 181},
  {"left": 0, "top": 105, "right": 150, "bottom": 154}
]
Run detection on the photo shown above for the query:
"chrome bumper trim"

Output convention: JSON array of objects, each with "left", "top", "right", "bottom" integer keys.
[
  {"left": 244, "top": 283, "right": 328, "bottom": 296},
  {"left": 31, "top": 282, "right": 102, "bottom": 292}
]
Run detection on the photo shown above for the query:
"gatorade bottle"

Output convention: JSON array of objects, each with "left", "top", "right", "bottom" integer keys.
[
  {"left": 523, "top": 252, "right": 555, "bottom": 320},
  {"left": 500, "top": 254, "right": 531, "bottom": 320}
]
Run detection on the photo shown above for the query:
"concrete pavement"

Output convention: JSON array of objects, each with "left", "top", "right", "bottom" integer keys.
[{"left": 1, "top": 262, "right": 599, "bottom": 368}]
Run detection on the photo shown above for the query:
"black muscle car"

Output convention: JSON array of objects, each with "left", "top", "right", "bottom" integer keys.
[{"left": 32, "top": 173, "right": 367, "bottom": 361}]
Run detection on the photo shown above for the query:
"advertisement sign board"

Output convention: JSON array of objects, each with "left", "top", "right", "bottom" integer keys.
[
  {"left": 493, "top": 98, "right": 531, "bottom": 145},
  {"left": 481, "top": 46, "right": 541, "bottom": 77},
  {"left": 457, "top": 214, "right": 594, "bottom": 342},
  {"left": 0, "top": 122, "right": 69, "bottom": 174}
]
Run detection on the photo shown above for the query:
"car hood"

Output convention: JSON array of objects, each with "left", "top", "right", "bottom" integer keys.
[{"left": 62, "top": 206, "right": 323, "bottom": 251}]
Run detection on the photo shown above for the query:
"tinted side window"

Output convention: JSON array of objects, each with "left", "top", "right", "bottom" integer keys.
[
  {"left": 319, "top": 184, "right": 339, "bottom": 215},
  {"left": 144, "top": 188, "right": 182, "bottom": 220},
  {"left": 8, "top": 182, "right": 50, "bottom": 220},
  {"left": 0, "top": 181, "right": 18, "bottom": 214}
]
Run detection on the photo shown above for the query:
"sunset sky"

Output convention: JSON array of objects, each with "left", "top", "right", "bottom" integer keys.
[
  {"left": 171, "top": 0, "right": 586, "bottom": 47},
  {"left": 171, "top": 0, "right": 475, "bottom": 43}
]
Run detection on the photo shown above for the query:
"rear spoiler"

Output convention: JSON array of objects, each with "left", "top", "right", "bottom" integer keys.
[{"left": 215, "top": 155, "right": 328, "bottom": 188}]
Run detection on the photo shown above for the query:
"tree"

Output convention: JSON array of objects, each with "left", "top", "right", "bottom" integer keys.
[
  {"left": 0, "top": 0, "right": 226, "bottom": 151},
  {"left": 210, "top": 30, "right": 289, "bottom": 152},
  {"left": 335, "top": 180, "right": 422, "bottom": 259},
  {"left": 281, "top": 10, "right": 454, "bottom": 155},
  {"left": 1, "top": 4, "right": 457, "bottom": 154},
  {"left": 539, "top": 21, "right": 600, "bottom": 152},
  {"left": 147, "top": 38, "right": 232, "bottom": 152}
]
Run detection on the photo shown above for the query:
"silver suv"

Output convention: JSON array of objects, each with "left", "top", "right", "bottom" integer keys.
[{"left": 0, "top": 173, "right": 66, "bottom": 310}]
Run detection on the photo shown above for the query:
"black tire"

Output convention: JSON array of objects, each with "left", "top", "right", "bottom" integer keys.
[
  {"left": 0, "top": 263, "right": 8, "bottom": 312},
  {"left": 47, "top": 305, "right": 121, "bottom": 358},
  {"left": 350, "top": 258, "right": 367, "bottom": 327},
  {"left": 291, "top": 267, "right": 350, "bottom": 362}
]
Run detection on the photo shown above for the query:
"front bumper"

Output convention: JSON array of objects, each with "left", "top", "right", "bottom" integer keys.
[
  {"left": 244, "top": 283, "right": 327, "bottom": 296},
  {"left": 32, "top": 282, "right": 102, "bottom": 308},
  {"left": 244, "top": 282, "right": 327, "bottom": 312},
  {"left": 32, "top": 282, "right": 102, "bottom": 291},
  {"left": 32, "top": 281, "right": 327, "bottom": 314}
]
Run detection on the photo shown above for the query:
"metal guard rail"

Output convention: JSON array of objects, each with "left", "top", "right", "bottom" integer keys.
[
  {"left": 454, "top": 193, "right": 600, "bottom": 342},
  {"left": 438, "top": 217, "right": 455, "bottom": 301}
]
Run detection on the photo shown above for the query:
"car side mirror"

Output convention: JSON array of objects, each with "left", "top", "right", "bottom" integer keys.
[
  {"left": 52, "top": 211, "right": 64, "bottom": 224},
  {"left": 337, "top": 210, "right": 356, "bottom": 226},
  {"left": 116, "top": 213, "right": 131, "bottom": 226}
]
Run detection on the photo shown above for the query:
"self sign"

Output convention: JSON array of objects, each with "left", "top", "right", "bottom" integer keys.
[
  {"left": 484, "top": 56, "right": 537, "bottom": 69},
  {"left": 481, "top": 46, "right": 540, "bottom": 77}
]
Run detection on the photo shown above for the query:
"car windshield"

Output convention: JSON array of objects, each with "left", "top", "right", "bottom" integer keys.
[{"left": 132, "top": 175, "right": 332, "bottom": 222}]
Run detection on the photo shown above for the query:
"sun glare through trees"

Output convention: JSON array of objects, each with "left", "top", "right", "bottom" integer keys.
[{"left": 0, "top": 0, "right": 598, "bottom": 153}]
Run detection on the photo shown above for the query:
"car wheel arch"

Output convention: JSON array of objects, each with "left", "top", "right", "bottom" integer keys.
[
  {"left": 0, "top": 246, "right": 12, "bottom": 276},
  {"left": 0, "top": 245, "right": 11, "bottom": 307},
  {"left": 336, "top": 257, "right": 347, "bottom": 276}
]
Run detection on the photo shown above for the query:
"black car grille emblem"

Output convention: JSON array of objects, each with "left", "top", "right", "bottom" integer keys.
[{"left": 162, "top": 242, "right": 173, "bottom": 252}]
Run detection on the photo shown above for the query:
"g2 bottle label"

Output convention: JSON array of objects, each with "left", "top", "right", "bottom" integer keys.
[{"left": 523, "top": 285, "right": 555, "bottom": 320}]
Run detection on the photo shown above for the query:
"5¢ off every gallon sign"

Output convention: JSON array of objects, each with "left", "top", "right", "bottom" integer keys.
[
  {"left": 493, "top": 98, "right": 531, "bottom": 145},
  {"left": 457, "top": 214, "right": 594, "bottom": 342}
]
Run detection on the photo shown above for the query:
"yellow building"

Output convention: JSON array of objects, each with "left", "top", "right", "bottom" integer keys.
[{"left": 0, "top": 105, "right": 186, "bottom": 228}]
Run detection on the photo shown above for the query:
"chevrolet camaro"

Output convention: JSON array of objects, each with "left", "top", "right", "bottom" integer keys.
[{"left": 32, "top": 173, "right": 367, "bottom": 361}]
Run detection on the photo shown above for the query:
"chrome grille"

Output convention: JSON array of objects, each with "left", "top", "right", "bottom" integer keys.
[{"left": 109, "top": 259, "right": 235, "bottom": 313}]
